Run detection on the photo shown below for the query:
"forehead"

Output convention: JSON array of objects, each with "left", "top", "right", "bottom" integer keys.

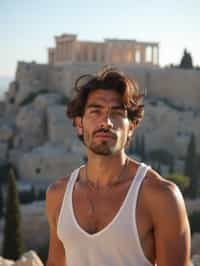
[{"left": 86, "top": 89, "right": 123, "bottom": 107}]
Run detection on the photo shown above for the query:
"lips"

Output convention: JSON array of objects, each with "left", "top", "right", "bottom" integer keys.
[{"left": 94, "top": 132, "right": 116, "bottom": 139}]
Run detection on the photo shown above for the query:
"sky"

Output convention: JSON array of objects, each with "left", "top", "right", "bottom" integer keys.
[{"left": 0, "top": 0, "right": 200, "bottom": 80}]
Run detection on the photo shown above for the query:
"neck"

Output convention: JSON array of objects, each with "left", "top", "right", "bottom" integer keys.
[{"left": 84, "top": 150, "right": 128, "bottom": 188}]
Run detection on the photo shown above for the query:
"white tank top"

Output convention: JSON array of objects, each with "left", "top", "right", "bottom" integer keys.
[{"left": 57, "top": 163, "right": 154, "bottom": 266}]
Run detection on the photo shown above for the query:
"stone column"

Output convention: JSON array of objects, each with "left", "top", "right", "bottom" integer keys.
[
  {"left": 157, "top": 46, "right": 159, "bottom": 65},
  {"left": 64, "top": 42, "right": 68, "bottom": 61},
  {"left": 95, "top": 45, "right": 100, "bottom": 63},
  {"left": 151, "top": 46, "right": 154, "bottom": 64},
  {"left": 140, "top": 45, "right": 145, "bottom": 64},
  {"left": 56, "top": 43, "right": 61, "bottom": 62},
  {"left": 87, "top": 45, "right": 92, "bottom": 62},
  {"left": 105, "top": 43, "right": 112, "bottom": 64},
  {"left": 120, "top": 44, "right": 127, "bottom": 64},
  {"left": 60, "top": 42, "right": 64, "bottom": 62}
]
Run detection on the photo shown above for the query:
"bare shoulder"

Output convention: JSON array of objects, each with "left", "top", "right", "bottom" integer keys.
[
  {"left": 142, "top": 167, "right": 189, "bottom": 228},
  {"left": 143, "top": 167, "right": 184, "bottom": 203},
  {"left": 46, "top": 176, "right": 70, "bottom": 226}
]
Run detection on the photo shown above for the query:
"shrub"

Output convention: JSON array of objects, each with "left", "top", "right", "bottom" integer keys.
[
  {"left": 19, "top": 89, "right": 49, "bottom": 106},
  {"left": 188, "top": 211, "right": 200, "bottom": 235},
  {"left": 36, "top": 188, "right": 46, "bottom": 201},
  {"left": 60, "top": 95, "right": 70, "bottom": 105},
  {"left": 36, "top": 240, "right": 49, "bottom": 264},
  {"left": 166, "top": 174, "right": 190, "bottom": 193},
  {"left": 149, "top": 149, "right": 174, "bottom": 165},
  {"left": 19, "top": 186, "right": 36, "bottom": 204}
]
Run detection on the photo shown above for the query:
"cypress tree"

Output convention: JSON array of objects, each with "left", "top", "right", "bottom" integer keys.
[
  {"left": 180, "top": 49, "right": 193, "bottom": 69},
  {"left": 184, "top": 134, "right": 197, "bottom": 198},
  {"left": 0, "top": 182, "right": 4, "bottom": 218},
  {"left": 169, "top": 158, "right": 175, "bottom": 174},
  {"left": 2, "top": 168, "right": 25, "bottom": 260},
  {"left": 140, "top": 134, "right": 146, "bottom": 161},
  {"left": 134, "top": 135, "right": 140, "bottom": 154}
]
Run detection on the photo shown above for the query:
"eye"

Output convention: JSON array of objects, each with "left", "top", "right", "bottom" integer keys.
[
  {"left": 111, "top": 110, "right": 126, "bottom": 117},
  {"left": 91, "top": 109, "right": 100, "bottom": 113}
]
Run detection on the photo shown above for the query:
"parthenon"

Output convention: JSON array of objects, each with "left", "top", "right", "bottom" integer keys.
[{"left": 48, "top": 33, "right": 159, "bottom": 66}]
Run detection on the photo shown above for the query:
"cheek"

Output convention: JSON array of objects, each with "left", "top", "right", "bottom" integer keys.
[{"left": 81, "top": 119, "right": 94, "bottom": 140}]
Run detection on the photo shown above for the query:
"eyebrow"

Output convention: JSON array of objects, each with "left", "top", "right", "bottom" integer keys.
[{"left": 86, "top": 103, "right": 125, "bottom": 110}]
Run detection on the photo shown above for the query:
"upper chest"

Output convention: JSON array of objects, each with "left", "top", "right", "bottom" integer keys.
[{"left": 72, "top": 176, "right": 151, "bottom": 236}]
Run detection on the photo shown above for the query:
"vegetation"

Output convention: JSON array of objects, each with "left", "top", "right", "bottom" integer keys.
[
  {"left": 179, "top": 49, "right": 193, "bottom": 69},
  {"left": 184, "top": 134, "right": 198, "bottom": 198},
  {"left": 19, "top": 89, "right": 49, "bottom": 106},
  {"left": 19, "top": 186, "right": 36, "bottom": 204},
  {"left": 0, "top": 182, "right": 4, "bottom": 218},
  {"left": 0, "top": 164, "right": 13, "bottom": 184},
  {"left": 36, "top": 240, "right": 49, "bottom": 264},
  {"left": 60, "top": 95, "right": 70, "bottom": 105},
  {"left": 149, "top": 148, "right": 174, "bottom": 166},
  {"left": 140, "top": 134, "right": 146, "bottom": 161},
  {"left": 166, "top": 174, "right": 190, "bottom": 194},
  {"left": 189, "top": 211, "right": 200, "bottom": 235},
  {"left": 2, "top": 169, "right": 25, "bottom": 260},
  {"left": 36, "top": 188, "right": 46, "bottom": 201}
]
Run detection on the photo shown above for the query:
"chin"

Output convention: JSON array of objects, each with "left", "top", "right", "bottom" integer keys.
[{"left": 90, "top": 142, "right": 120, "bottom": 156}]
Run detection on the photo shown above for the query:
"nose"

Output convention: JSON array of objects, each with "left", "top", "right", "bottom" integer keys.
[{"left": 99, "top": 113, "right": 113, "bottom": 129}]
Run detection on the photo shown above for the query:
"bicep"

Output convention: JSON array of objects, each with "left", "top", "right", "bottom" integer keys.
[
  {"left": 46, "top": 223, "right": 66, "bottom": 266},
  {"left": 46, "top": 186, "right": 66, "bottom": 266},
  {"left": 152, "top": 184, "right": 191, "bottom": 266}
]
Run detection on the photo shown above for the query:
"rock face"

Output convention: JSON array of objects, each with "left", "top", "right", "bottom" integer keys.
[
  {"left": 191, "top": 255, "right": 200, "bottom": 266},
  {"left": 0, "top": 202, "right": 48, "bottom": 256},
  {"left": 18, "top": 143, "right": 84, "bottom": 184},
  {"left": 20, "top": 202, "right": 48, "bottom": 250},
  {"left": 0, "top": 251, "right": 43, "bottom": 266},
  {"left": 15, "top": 251, "right": 43, "bottom": 266},
  {"left": 1, "top": 61, "right": 200, "bottom": 184},
  {"left": 14, "top": 106, "right": 46, "bottom": 151}
]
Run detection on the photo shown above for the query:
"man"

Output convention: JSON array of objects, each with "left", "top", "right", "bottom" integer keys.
[{"left": 46, "top": 68, "right": 191, "bottom": 266}]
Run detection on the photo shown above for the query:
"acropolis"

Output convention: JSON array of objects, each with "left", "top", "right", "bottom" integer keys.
[{"left": 48, "top": 33, "right": 159, "bottom": 66}]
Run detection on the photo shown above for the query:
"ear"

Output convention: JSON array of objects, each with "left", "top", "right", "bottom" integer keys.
[
  {"left": 128, "top": 120, "right": 138, "bottom": 138},
  {"left": 74, "top": 117, "right": 83, "bottom": 136}
]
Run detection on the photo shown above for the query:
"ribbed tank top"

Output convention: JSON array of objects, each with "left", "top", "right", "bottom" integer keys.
[{"left": 57, "top": 163, "right": 154, "bottom": 266}]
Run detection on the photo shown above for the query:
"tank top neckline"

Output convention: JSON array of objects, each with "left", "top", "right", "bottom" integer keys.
[{"left": 69, "top": 163, "right": 146, "bottom": 239}]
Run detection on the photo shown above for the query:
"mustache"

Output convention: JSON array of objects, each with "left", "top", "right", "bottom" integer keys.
[{"left": 93, "top": 128, "right": 117, "bottom": 138}]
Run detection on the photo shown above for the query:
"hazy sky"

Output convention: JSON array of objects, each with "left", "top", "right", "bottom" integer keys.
[{"left": 1, "top": 0, "right": 200, "bottom": 78}]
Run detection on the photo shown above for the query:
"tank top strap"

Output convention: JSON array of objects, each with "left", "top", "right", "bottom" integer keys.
[
  {"left": 125, "top": 162, "right": 151, "bottom": 209},
  {"left": 57, "top": 166, "right": 83, "bottom": 240},
  {"left": 133, "top": 162, "right": 150, "bottom": 191}
]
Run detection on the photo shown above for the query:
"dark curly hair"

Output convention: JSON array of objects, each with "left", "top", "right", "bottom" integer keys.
[{"left": 66, "top": 68, "right": 144, "bottom": 125}]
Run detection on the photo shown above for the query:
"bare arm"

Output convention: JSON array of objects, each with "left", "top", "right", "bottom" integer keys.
[
  {"left": 149, "top": 180, "right": 191, "bottom": 266},
  {"left": 46, "top": 182, "right": 67, "bottom": 266}
]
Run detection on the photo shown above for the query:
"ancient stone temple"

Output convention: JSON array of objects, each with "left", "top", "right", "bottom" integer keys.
[{"left": 48, "top": 33, "right": 159, "bottom": 66}]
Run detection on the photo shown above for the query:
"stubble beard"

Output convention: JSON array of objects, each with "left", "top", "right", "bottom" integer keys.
[{"left": 83, "top": 130, "right": 119, "bottom": 156}]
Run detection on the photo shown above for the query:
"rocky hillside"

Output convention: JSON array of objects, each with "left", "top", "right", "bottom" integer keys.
[{"left": 0, "top": 63, "right": 199, "bottom": 185}]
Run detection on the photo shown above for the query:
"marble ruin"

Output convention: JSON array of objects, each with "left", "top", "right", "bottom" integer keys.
[{"left": 48, "top": 33, "right": 159, "bottom": 66}]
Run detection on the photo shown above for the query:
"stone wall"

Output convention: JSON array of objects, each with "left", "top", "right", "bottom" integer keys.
[{"left": 7, "top": 62, "right": 200, "bottom": 111}]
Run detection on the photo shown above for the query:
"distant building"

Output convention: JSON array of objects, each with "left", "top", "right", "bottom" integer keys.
[{"left": 48, "top": 33, "right": 159, "bottom": 66}]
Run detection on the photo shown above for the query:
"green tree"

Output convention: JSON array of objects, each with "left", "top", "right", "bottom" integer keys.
[
  {"left": 140, "top": 134, "right": 146, "bottom": 161},
  {"left": 179, "top": 49, "right": 193, "bottom": 69},
  {"left": 0, "top": 183, "right": 4, "bottom": 218},
  {"left": 184, "top": 134, "right": 197, "bottom": 198},
  {"left": 134, "top": 135, "right": 140, "bottom": 154},
  {"left": 169, "top": 158, "right": 175, "bottom": 173},
  {"left": 2, "top": 169, "right": 25, "bottom": 260},
  {"left": 149, "top": 149, "right": 173, "bottom": 165},
  {"left": 166, "top": 174, "right": 190, "bottom": 194}
]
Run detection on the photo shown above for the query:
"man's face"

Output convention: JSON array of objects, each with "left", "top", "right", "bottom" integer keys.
[{"left": 76, "top": 89, "right": 135, "bottom": 156}]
